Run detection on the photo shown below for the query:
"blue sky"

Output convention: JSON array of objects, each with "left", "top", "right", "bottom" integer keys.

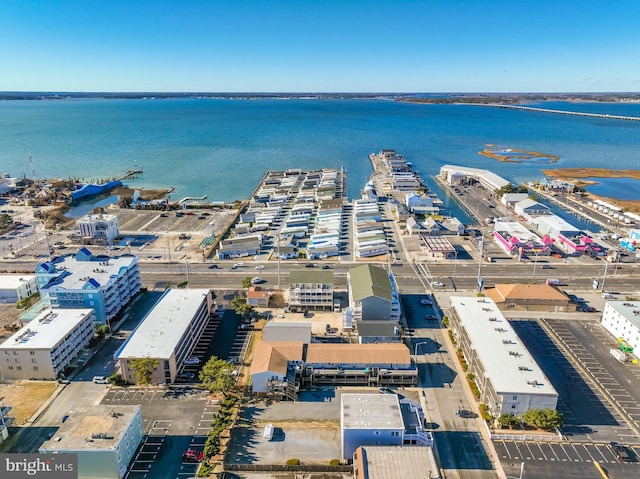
[{"left": 1, "top": 0, "right": 639, "bottom": 92}]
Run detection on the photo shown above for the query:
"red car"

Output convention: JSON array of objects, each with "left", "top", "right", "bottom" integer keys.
[{"left": 182, "top": 449, "right": 204, "bottom": 463}]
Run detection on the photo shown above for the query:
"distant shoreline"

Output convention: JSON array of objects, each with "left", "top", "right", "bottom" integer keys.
[{"left": 1, "top": 92, "right": 640, "bottom": 102}]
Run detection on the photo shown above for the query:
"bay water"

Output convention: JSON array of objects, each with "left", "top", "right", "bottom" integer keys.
[{"left": 1, "top": 99, "right": 639, "bottom": 215}]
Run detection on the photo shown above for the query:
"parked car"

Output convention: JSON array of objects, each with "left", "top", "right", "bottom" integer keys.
[
  {"left": 263, "top": 423, "right": 274, "bottom": 441},
  {"left": 425, "top": 315, "right": 438, "bottom": 321},
  {"left": 431, "top": 281, "right": 444, "bottom": 287},
  {"left": 92, "top": 376, "right": 108, "bottom": 384},
  {"left": 251, "top": 277, "right": 265, "bottom": 284},
  {"left": 208, "top": 264, "right": 219, "bottom": 269},
  {"left": 305, "top": 262, "right": 315, "bottom": 268},
  {"left": 379, "top": 387, "right": 394, "bottom": 395},
  {"left": 178, "top": 372, "right": 195, "bottom": 381},
  {"left": 322, "top": 265, "right": 331, "bottom": 269},
  {"left": 255, "top": 265, "right": 265, "bottom": 270},
  {"left": 183, "top": 357, "right": 200, "bottom": 365},
  {"left": 610, "top": 441, "right": 630, "bottom": 462},
  {"left": 182, "top": 449, "right": 204, "bottom": 462},
  {"left": 420, "top": 298, "right": 432, "bottom": 306}
]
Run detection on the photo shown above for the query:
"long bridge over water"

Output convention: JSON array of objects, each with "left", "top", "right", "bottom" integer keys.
[{"left": 487, "top": 104, "right": 640, "bottom": 121}]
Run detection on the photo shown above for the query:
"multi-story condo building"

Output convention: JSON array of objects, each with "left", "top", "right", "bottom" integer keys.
[
  {"left": 0, "top": 308, "right": 95, "bottom": 380},
  {"left": 115, "top": 289, "right": 216, "bottom": 385},
  {"left": 449, "top": 296, "right": 558, "bottom": 418},
  {"left": 35, "top": 247, "right": 141, "bottom": 325},
  {"left": 77, "top": 214, "right": 120, "bottom": 243},
  {"left": 288, "top": 270, "right": 334, "bottom": 311},
  {"left": 40, "top": 404, "right": 143, "bottom": 479}
]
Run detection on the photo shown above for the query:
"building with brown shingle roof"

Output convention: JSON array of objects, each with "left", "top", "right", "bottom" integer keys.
[
  {"left": 485, "top": 283, "right": 576, "bottom": 312},
  {"left": 250, "top": 340, "right": 416, "bottom": 398}
]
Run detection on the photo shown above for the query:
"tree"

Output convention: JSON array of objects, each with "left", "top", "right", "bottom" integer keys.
[
  {"left": 129, "top": 357, "right": 160, "bottom": 385},
  {"left": 498, "top": 413, "right": 520, "bottom": 429},
  {"left": 230, "top": 294, "right": 254, "bottom": 318},
  {"left": 199, "top": 356, "right": 236, "bottom": 395},
  {"left": 95, "top": 325, "right": 110, "bottom": 339},
  {"left": 241, "top": 276, "right": 253, "bottom": 289},
  {"left": 522, "top": 408, "right": 563, "bottom": 431}
]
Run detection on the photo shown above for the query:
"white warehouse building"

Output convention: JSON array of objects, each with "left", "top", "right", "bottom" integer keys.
[
  {"left": 449, "top": 296, "right": 558, "bottom": 418},
  {"left": 0, "top": 308, "right": 95, "bottom": 380},
  {"left": 77, "top": 214, "right": 120, "bottom": 243},
  {"left": 601, "top": 300, "right": 640, "bottom": 355}
]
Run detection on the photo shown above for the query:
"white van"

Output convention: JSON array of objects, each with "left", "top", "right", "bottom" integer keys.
[{"left": 263, "top": 423, "right": 274, "bottom": 441}]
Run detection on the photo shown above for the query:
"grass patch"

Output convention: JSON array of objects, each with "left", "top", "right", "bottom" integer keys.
[{"left": 0, "top": 380, "right": 58, "bottom": 424}]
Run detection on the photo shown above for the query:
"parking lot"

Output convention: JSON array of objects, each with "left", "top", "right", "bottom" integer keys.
[
  {"left": 541, "top": 318, "right": 640, "bottom": 437},
  {"left": 115, "top": 388, "right": 218, "bottom": 479},
  {"left": 496, "top": 439, "right": 640, "bottom": 479},
  {"left": 225, "top": 388, "right": 363, "bottom": 466}
]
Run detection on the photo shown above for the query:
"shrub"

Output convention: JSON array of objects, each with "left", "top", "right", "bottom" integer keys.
[
  {"left": 329, "top": 459, "right": 341, "bottom": 466},
  {"left": 286, "top": 459, "right": 300, "bottom": 466}
]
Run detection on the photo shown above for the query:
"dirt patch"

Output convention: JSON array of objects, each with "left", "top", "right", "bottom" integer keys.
[
  {"left": 0, "top": 380, "right": 59, "bottom": 424},
  {"left": 0, "top": 304, "right": 24, "bottom": 342}
]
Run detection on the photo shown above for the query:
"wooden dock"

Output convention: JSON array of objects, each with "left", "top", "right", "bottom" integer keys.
[{"left": 116, "top": 169, "right": 143, "bottom": 181}]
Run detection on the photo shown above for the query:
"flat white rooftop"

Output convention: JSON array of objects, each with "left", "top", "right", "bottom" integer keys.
[
  {"left": 0, "top": 274, "right": 35, "bottom": 289},
  {"left": 536, "top": 214, "right": 580, "bottom": 233},
  {"left": 450, "top": 296, "right": 557, "bottom": 397},
  {"left": 493, "top": 221, "right": 541, "bottom": 242},
  {"left": 116, "top": 289, "right": 210, "bottom": 359},
  {"left": 45, "top": 254, "right": 136, "bottom": 291},
  {"left": 341, "top": 393, "right": 404, "bottom": 430},
  {"left": 0, "top": 308, "right": 94, "bottom": 350},
  {"left": 440, "top": 164, "right": 510, "bottom": 190},
  {"left": 606, "top": 301, "right": 640, "bottom": 330}
]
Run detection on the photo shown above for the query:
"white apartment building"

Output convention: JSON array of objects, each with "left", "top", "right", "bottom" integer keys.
[
  {"left": 35, "top": 247, "right": 141, "bottom": 325},
  {"left": 115, "top": 289, "right": 216, "bottom": 384},
  {"left": 449, "top": 296, "right": 558, "bottom": 418},
  {"left": 341, "top": 394, "right": 432, "bottom": 460},
  {"left": 77, "top": 214, "right": 120, "bottom": 243},
  {"left": 0, "top": 274, "right": 38, "bottom": 303},
  {"left": 601, "top": 300, "right": 640, "bottom": 355},
  {"left": 40, "top": 404, "right": 143, "bottom": 479},
  {"left": 0, "top": 308, "right": 95, "bottom": 380}
]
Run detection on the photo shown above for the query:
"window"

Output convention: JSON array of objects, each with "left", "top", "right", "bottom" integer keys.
[
  {"left": 16, "top": 366, "right": 22, "bottom": 371},
  {"left": 512, "top": 395, "right": 518, "bottom": 400},
  {"left": 33, "top": 366, "right": 38, "bottom": 371},
  {"left": 29, "top": 351, "right": 35, "bottom": 356}
]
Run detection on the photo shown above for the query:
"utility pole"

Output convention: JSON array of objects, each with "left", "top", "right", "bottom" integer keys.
[
  {"left": 477, "top": 230, "right": 485, "bottom": 293},
  {"left": 276, "top": 233, "right": 281, "bottom": 290}
]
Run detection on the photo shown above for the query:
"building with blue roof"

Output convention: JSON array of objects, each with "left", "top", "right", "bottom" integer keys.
[{"left": 35, "top": 248, "right": 141, "bottom": 325}]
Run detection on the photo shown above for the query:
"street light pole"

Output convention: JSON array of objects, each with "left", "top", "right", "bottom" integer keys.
[
  {"left": 276, "top": 233, "right": 281, "bottom": 290},
  {"left": 414, "top": 341, "right": 429, "bottom": 356},
  {"left": 601, "top": 260, "right": 609, "bottom": 293},
  {"left": 477, "top": 230, "right": 485, "bottom": 292}
]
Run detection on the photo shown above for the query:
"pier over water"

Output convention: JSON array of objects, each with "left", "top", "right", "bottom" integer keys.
[{"left": 487, "top": 104, "right": 640, "bottom": 121}]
